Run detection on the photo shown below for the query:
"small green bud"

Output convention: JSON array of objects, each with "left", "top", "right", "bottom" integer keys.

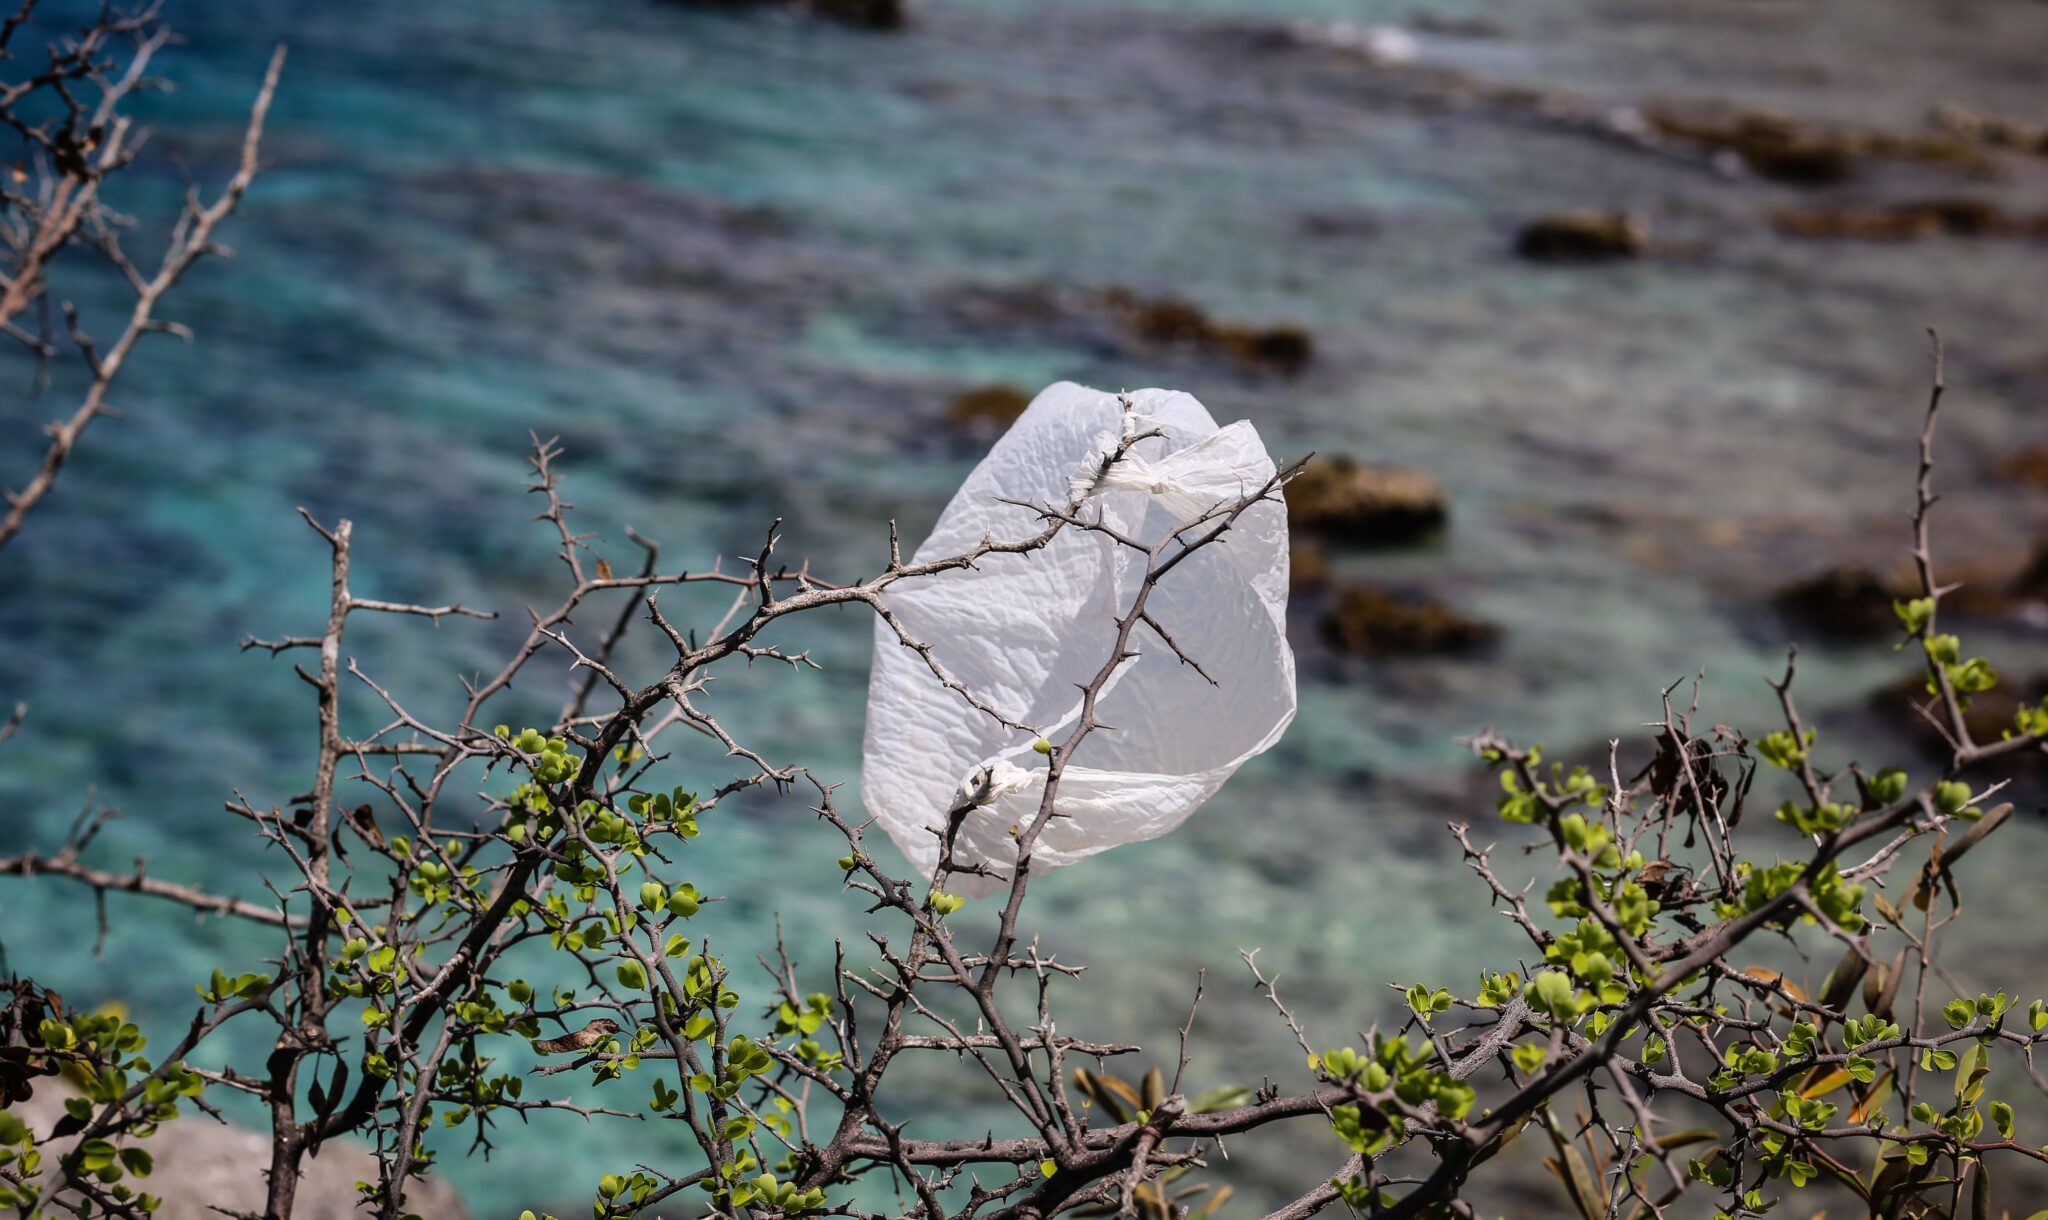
[
  {"left": 1893, "top": 597, "right": 1934, "bottom": 635},
  {"left": 1032, "top": 737, "right": 1053, "bottom": 755}
]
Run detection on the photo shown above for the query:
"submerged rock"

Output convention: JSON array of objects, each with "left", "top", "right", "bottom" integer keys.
[
  {"left": 1645, "top": 105, "right": 1987, "bottom": 185},
  {"left": 1994, "top": 443, "right": 2048, "bottom": 489},
  {"left": 2010, "top": 542, "right": 2048, "bottom": 602},
  {"left": 1515, "top": 211, "right": 1647, "bottom": 261},
  {"left": 1105, "top": 288, "right": 1314, "bottom": 376},
  {"left": 1222, "top": 324, "right": 1316, "bottom": 375},
  {"left": 807, "top": 0, "right": 904, "bottom": 28},
  {"left": 659, "top": 0, "right": 903, "bottom": 30},
  {"left": 1931, "top": 102, "right": 2048, "bottom": 155},
  {"left": 1286, "top": 456, "right": 1447, "bottom": 546},
  {"left": 1289, "top": 544, "right": 1333, "bottom": 593},
  {"left": 1869, "top": 666, "right": 2048, "bottom": 757},
  {"left": 943, "top": 383, "right": 1032, "bottom": 433},
  {"left": 1773, "top": 198, "right": 2044, "bottom": 241},
  {"left": 1320, "top": 584, "right": 1499, "bottom": 656},
  {"left": 1771, "top": 565, "right": 1916, "bottom": 637}
]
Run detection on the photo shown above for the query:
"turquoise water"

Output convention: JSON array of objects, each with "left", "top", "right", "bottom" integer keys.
[{"left": 5, "top": 0, "right": 2048, "bottom": 1212}]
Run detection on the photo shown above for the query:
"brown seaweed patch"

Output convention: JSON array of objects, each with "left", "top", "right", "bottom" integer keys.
[{"left": 1516, "top": 211, "right": 1648, "bottom": 262}]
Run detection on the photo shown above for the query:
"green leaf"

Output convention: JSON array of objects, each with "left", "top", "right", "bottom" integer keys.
[{"left": 77, "top": 1139, "right": 117, "bottom": 1173}]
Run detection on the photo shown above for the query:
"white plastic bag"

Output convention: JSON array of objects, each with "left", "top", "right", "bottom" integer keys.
[{"left": 861, "top": 383, "right": 1296, "bottom": 895}]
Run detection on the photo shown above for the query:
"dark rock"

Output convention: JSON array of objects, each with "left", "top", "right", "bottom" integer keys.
[
  {"left": 1289, "top": 544, "right": 1332, "bottom": 593},
  {"left": 1286, "top": 456, "right": 1447, "bottom": 546},
  {"left": 2011, "top": 541, "right": 2048, "bottom": 601},
  {"left": 807, "top": 0, "right": 904, "bottom": 29},
  {"left": 1773, "top": 198, "right": 2033, "bottom": 241},
  {"left": 1771, "top": 565, "right": 1916, "bottom": 637},
  {"left": 1104, "top": 288, "right": 1314, "bottom": 376},
  {"left": 1735, "top": 138, "right": 1856, "bottom": 186},
  {"left": 1223, "top": 323, "right": 1314, "bottom": 375},
  {"left": 1515, "top": 211, "right": 1647, "bottom": 262},
  {"left": 659, "top": 0, "right": 904, "bottom": 30},
  {"left": 1869, "top": 667, "right": 2048, "bottom": 756},
  {"left": 1993, "top": 444, "right": 2048, "bottom": 490},
  {"left": 1121, "top": 295, "right": 1216, "bottom": 347},
  {"left": 1646, "top": 106, "right": 1988, "bottom": 185},
  {"left": 943, "top": 383, "right": 1032, "bottom": 434},
  {"left": 1772, "top": 547, "right": 2048, "bottom": 630},
  {"left": 1320, "top": 584, "right": 1499, "bottom": 656}
]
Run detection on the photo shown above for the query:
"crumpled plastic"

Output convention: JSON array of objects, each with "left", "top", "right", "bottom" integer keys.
[{"left": 860, "top": 383, "right": 1296, "bottom": 895}]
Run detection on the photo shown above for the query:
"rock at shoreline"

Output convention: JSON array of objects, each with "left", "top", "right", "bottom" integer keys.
[
  {"left": 943, "top": 383, "right": 1032, "bottom": 434},
  {"left": 1105, "top": 289, "right": 1314, "bottom": 376},
  {"left": 1320, "top": 584, "right": 1499, "bottom": 656},
  {"left": 1286, "top": 456, "right": 1447, "bottom": 546},
  {"left": 1515, "top": 211, "right": 1647, "bottom": 262},
  {"left": 13, "top": 1085, "right": 469, "bottom": 1220}
]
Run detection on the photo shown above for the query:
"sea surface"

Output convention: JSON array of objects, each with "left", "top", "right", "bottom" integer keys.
[{"left": 5, "top": 0, "right": 2048, "bottom": 1212}]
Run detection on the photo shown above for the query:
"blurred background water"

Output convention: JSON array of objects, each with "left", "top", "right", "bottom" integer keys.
[{"left": 4, "top": 0, "right": 2048, "bottom": 1212}]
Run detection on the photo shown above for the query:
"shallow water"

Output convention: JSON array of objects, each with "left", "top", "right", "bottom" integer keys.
[{"left": 4, "top": 0, "right": 2048, "bottom": 1212}]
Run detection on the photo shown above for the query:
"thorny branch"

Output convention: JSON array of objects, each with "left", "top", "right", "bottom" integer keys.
[
  {"left": 0, "top": 2, "right": 284, "bottom": 553},
  {"left": 3, "top": 253, "right": 2046, "bottom": 1220}
]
